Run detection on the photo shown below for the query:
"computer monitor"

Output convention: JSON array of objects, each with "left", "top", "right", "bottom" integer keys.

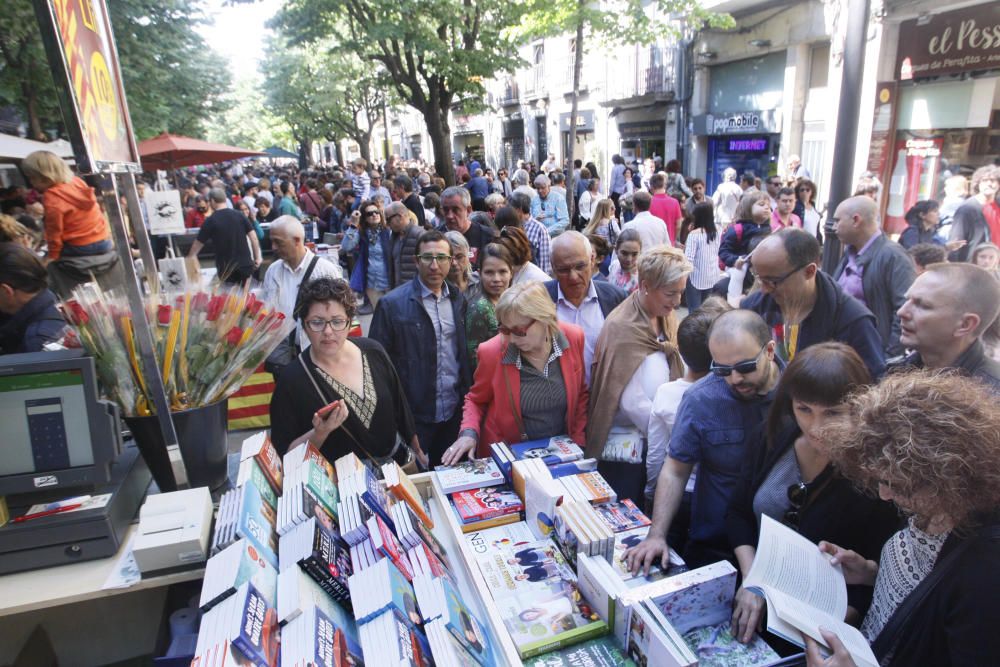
[{"left": 0, "top": 349, "right": 120, "bottom": 496}]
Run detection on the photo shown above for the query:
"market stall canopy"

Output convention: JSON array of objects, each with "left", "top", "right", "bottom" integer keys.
[
  {"left": 0, "top": 134, "right": 74, "bottom": 162},
  {"left": 262, "top": 145, "right": 299, "bottom": 160},
  {"left": 138, "top": 132, "right": 265, "bottom": 171}
]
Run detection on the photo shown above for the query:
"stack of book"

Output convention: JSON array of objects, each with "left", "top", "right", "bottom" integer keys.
[
  {"left": 199, "top": 538, "right": 278, "bottom": 613},
  {"left": 278, "top": 516, "right": 352, "bottom": 604},
  {"left": 413, "top": 572, "right": 492, "bottom": 664},
  {"left": 212, "top": 475, "right": 279, "bottom": 569},
  {"left": 191, "top": 581, "right": 279, "bottom": 667},
  {"left": 277, "top": 568, "right": 364, "bottom": 667},
  {"left": 435, "top": 458, "right": 505, "bottom": 494},
  {"left": 449, "top": 484, "right": 524, "bottom": 533},
  {"left": 275, "top": 457, "right": 338, "bottom": 537}
]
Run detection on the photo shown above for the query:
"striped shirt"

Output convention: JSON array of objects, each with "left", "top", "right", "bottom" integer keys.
[
  {"left": 683, "top": 229, "right": 722, "bottom": 290},
  {"left": 523, "top": 217, "right": 552, "bottom": 274},
  {"left": 503, "top": 331, "right": 568, "bottom": 440}
]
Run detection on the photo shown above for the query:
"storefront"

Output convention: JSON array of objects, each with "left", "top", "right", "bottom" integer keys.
[
  {"left": 617, "top": 120, "right": 666, "bottom": 165},
  {"left": 873, "top": 4, "right": 1000, "bottom": 233},
  {"left": 559, "top": 110, "right": 596, "bottom": 165},
  {"left": 501, "top": 115, "right": 525, "bottom": 170},
  {"left": 451, "top": 113, "right": 486, "bottom": 165},
  {"left": 692, "top": 110, "right": 783, "bottom": 193}
]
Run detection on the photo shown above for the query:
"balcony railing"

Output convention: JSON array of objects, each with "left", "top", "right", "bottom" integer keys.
[
  {"left": 500, "top": 77, "right": 520, "bottom": 105},
  {"left": 522, "top": 64, "right": 546, "bottom": 97},
  {"left": 602, "top": 46, "right": 679, "bottom": 104}
]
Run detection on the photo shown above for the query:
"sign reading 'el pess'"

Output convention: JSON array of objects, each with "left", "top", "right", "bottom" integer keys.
[
  {"left": 897, "top": 5, "right": 1000, "bottom": 80},
  {"left": 32, "top": 0, "right": 140, "bottom": 173}
]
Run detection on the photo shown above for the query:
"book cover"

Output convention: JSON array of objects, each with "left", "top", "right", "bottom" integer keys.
[
  {"left": 525, "top": 474, "right": 563, "bottom": 540},
  {"left": 610, "top": 526, "right": 687, "bottom": 583},
  {"left": 459, "top": 512, "right": 522, "bottom": 534},
  {"left": 524, "top": 635, "right": 638, "bottom": 667},
  {"left": 240, "top": 431, "right": 283, "bottom": 495},
  {"left": 464, "top": 522, "right": 535, "bottom": 556},
  {"left": 594, "top": 499, "right": 651, "bottom": 533},
  {"left": 435, "top": 458, "right": 505, "bottom": 494},
  {"left": 547, "top": 458, "right": 599, "bottom": 479},
  {"left": 510, "top": 436, "right": 584, "bottom": 466},
  {"left": 236, "top": 480, "right": 278, "bottom": 568},
  {"left": 451, "top": 486, "right": 524, "bottom": 523},
  {"left": 201, "top": 539, "right": 278, "bottom": 611},
  {"left": 231, "top": 583, "right": 280, "bottom": 667},
  {"left": 426, "top": 617, "right": 484, "bottom": 667},
  {"left": 625, "top": 599, "right": 695, "bottom": 667},
  {"left": 627, "top": 561, "right": 737, "bottom": 635},
  {"left": 237, "top": 457, "right": 277, "bottom": 509},
  {"left": 473, "top": 537, "right": 575, "bottom": 599},
  {"left": 312, "top": 605, "right": 364, "bottom": 667},
  {"left": 601, "top": 428, "right": 643, "bottom": 465},
  {"left": 304, "top": 459, "right": 340, "bottom": 521},
  {"left": 575, "top": 471, "right": 617, "bottom": 504},
  {"left": 489, "top": 441, "right": 514, "bottom": 481},
  {"left": 495, "top": 577, "right": 608, "bottom": 659},
  {"left": 383, "top": 461, "right": 433, "bottom": 528},
  {"left": 681, "top": 621, "right": 780, "bottom": 667}
]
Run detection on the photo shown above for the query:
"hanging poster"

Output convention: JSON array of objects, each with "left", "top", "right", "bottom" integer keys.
[{"left": 145, "top": 190, "right": 185, "bottom": 235}]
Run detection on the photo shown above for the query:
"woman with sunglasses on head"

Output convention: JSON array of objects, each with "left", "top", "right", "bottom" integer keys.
[
  {"left": 804, "top": 371, "right": 1000, "bottom": 667},
  {"left": 342, "top": 199, "right": 391, "bottom": 313},
  {"left": 793, "top": 179, "right": 823, "bottom": 243},
  {"left": 269, "top": 277, "right": 427, "bottom": 468},
  {"left": 727, "top": 342, "right": 900, "bottom": 647},
  {"left": 441, "top": 281, "right": 589, "bottom": 465}
]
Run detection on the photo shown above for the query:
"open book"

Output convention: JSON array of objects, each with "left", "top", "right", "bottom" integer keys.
[{"left": 743, "top": 515, "right": 878, "bottom": 667}]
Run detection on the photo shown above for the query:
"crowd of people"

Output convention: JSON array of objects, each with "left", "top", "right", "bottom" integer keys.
[{"left": 2, "top": 147, "right": 1000, "bottom": 665}]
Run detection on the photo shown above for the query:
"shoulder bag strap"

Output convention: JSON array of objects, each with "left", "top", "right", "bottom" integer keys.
[
  {"left": 297, "top": 352, "right": 383, "bottom": 467},
  {"left": 502, "top": 355, "right": 528, "bottom": 442},
  {"left": 872, "top": 524, "right": 1000, "bottom": 660}
]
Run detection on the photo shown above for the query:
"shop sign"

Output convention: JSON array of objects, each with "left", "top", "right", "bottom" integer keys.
[
  {"left": 559, "top": 110, "right": 595, "bottom": 132},
  {"left": 897, "top": 5, "right": 1000, "bottom": 80},
  {"left": 866, "top": 82, "right": 899, "bottom": 194},
  {"left": 617, "top": 121, "right": 666, "bottom": 140},
  {"left": 904, "top": 138, "right": 941, "bottom": 158},
  {"left": 692, "top": 110, "right": 781, "bottom": 135},
  {"left": 33, "top": 0, "right": 141, "bottom": 173}
]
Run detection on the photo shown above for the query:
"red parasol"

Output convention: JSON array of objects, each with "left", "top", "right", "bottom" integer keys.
[{"left": 137, "top": 132, "right": 265, "bottom": 171}]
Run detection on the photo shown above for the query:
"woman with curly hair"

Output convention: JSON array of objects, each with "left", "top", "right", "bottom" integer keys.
[{"left": 805, "top": 371, "right": 1000, "bottom": 667}]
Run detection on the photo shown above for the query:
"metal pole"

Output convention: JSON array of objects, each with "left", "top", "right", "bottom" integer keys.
[
  {"left": 821, "top": 0, "right": 871, "bottom": 273},
  {"left": 100, "top": 172, "right": 185, "bottom": 489}
]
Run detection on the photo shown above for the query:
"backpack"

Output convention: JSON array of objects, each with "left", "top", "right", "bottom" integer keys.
[{"left": 718, "top": 223, "right": 745, "bottom": 271}]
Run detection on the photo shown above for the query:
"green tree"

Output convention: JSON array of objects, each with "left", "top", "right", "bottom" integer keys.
[
  {"left": 203, "top": 74, "right": 295, "bottom": 151},
  {"left": 274, "top": 0, "right": 527, "bottom": 184},
  {"left": 511, "top": 0, "right": 733, "bottom": 216},
  {"left": 0, "top": 0, "right": 229, "bottom": 142}
]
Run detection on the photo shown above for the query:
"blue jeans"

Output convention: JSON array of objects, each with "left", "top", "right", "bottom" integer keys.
[
  {"left": 685, "top": 281, "right": 711, "bottom": 311},
  {"left": 60, "top": 238, "right": 113, "bottom": 257}
]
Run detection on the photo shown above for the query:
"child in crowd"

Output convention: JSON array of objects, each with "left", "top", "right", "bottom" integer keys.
[{"left": 350, "top": 158, "right": 371, "bottom": 210}]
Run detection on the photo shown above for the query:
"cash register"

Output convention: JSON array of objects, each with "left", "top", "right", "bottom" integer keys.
[{"left": 0, "top": 349, "right": 151, "bottom": 574}]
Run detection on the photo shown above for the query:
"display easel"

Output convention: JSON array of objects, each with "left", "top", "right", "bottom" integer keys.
[{"left": 32, "top": 0, "right": 187, "bottom": 488}]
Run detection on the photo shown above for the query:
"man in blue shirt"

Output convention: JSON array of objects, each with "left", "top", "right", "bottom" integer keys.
[
  {"left": 465, "top": 169, "right": 491, "bottom": 212},
  {"left": 530, "top": 174, "right": 569, "bottom": 236},
  {"left": 626, "top": 309, "right": 782, "bottom": 572}
]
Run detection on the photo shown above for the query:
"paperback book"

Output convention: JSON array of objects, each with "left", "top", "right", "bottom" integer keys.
[
  {"left": 200, "top": 538, "right": 278, "bottom": 612},
  {"left": 472, "top": 536, "right": 575, "bottom": 599},
  {"left": 278, "top": 516, "right": 352, "bottom": 604},
  {"left": 240, "top": 431, "right": 283, "bottom": 495},
  {"left": 412, "top": 573, "right": 491, "bottom": 664},
  {"left": 435, "top": 458, "right": 505, "bottom": 494},
  {"left": 450, "top": 486, "right": 524, "bottom": 524},
  {"left": 358, "top": 609, "right": 433, "bottom": 667},
  {"left": 509, "top": 436, "right": 584, "bottom": 466}
]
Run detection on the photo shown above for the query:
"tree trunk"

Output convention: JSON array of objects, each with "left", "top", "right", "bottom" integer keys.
[
  {"left": 333, "top": 140, "right": 345, "bottom": 168},
  {"left": 355, "top": 131, "right": 372, "bottom": 164},
  {"left": 23, "top": 81, "right": 44, "bottom": 140},
  {"left": 566, "top": 8, "right": 585, "bottom": 223},
  {"left": 298, "top": 138, "right": 313, "bottom": 169},
  {"left": 425, "top": 107, "right": 455, "bottom": 185}
]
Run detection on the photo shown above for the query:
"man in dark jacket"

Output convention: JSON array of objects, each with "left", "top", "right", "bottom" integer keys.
[
  {"left": 0, "top": 244, "right": 66, "bottom": 353},
  {"left": 832, "top": 195, "right": 915, "bottom": 357},
  {"left": 948, "top": 165, "right": 998, "bottom": 262},
  {"left": 742, "top": 229, "right": 886, "bottom": 378},
  {"left": 386, "top": 202, "right": 423, "bottom": 288},
  {"left": 436, "top": 186, "right": 497, "bottom": 271},
  {"left": 543, "top": 231, "right": 627, "bottom": 383},
  {"left": 391, "top": 175, "right": 426, "bottom": 228},
  {"left": 370, "top": 230, "right": 471, "bottom": 466},
  {"left": 889, "top": 262, "right": 1000, "bottom": 390}
]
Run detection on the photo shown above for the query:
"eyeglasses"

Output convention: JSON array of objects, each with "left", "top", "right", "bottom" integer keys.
[
  {"left": 364, "top": 210, "right": 380, "bottom": 216},
  {"left": 709, "top": 343, "right": 767, "bottom": 377},
  {"left": 499, "top": 319, "right": 535, "bottom": 337},
  {"left": 417, "top": 253, "right": 453, "bottom": 265},
  {"left": 751, "top": 263, "right": 810, "bottom": 289},
  {"left": 553, "top": 261, "right": 590, "bottom": 277},
  {"left": 305, "top": 317, "right": 351, "bottom": 332}
]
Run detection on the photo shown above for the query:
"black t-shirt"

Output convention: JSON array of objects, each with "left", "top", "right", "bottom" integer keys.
[
  {"left": 463, "top": 220, "right": 499, "bottom": 270},
  {"left": 197, "top": 208, "right": 254, "bottom": 277}
]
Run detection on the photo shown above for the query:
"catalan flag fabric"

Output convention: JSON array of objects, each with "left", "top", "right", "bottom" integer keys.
[{"left": 227, "top": 365, "right": 275, "bottom": 430}]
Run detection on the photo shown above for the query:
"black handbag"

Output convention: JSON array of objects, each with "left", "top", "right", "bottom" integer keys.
[{"left": 264, "top": 255, "right": 319, "bottom": 376}]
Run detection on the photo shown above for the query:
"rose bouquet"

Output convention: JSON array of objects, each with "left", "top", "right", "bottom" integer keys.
[{"left": 62, "top": 282, "right": 293, "bottom": 417}]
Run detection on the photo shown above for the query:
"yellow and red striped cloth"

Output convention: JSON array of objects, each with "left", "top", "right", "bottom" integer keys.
[{"left": 227, "top": 321, "right": 363, "bottom": 431}]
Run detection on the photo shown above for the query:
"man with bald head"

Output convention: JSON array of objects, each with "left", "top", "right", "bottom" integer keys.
[
  {"left": 385, "top": 202, "right": 423, "bottom": 288},
  {"left": 742, "top": 229, "right": 885, "bottom": 377},
  {"left": 832, "top": 195, "right": 914, "bottom": 356},
  {"left": 626, "top": 309, "right": 782, "bottom": 571},
  {"left": 890, "top": 262, "right": 1000, "bottom": 389},
  {"left": 544, "top": 231, "right": 626, "bottom": 381}
]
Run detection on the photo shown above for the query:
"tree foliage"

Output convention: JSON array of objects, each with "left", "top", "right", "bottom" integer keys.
[
  {"left": 203, "top": 74, "right": 295, "bottom": 151},
  {"left": 0, "top": 0, "right": 230, "bottom": 142},
  {"left": 273, "top": 0, "right": 527, "bottom": 183}
]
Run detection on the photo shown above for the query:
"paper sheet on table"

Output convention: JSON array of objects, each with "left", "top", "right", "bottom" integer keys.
[
  {"left": 102, "top": 534, "right": 141, "bottom": 590},
  {"left": 25, "top": 494, "right": 112, "bottom": 516}
]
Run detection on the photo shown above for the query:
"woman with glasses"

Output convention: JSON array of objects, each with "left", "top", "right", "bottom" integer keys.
[
  {"left": 727, "top": 343, "right": 899, "bottom": 646},
  {"left": 587, "top": 247, "right": 692, "bottom": 500},
  {"left": 269, "top": 277, "right": 427, "bottom": 468},
  {"left": 444, "top": 230, "right": 480, "bottom": 299},
  {"left": 465, "top": 243, "right": 514, "bottom": 371},
  {"left": 793, "top": 179, "right": 823, "bottom": 243},
  {"left": 804, "top": 371, "right": 1000, "bottom": 667},
  {"left": 497, "top": 224, "right": 549, "bottom": 285},
  {"left": 342, "top": 199, "right": 391, "bottom": 313},
  {"left": 441, "top": 281, "right": 589, "bottom": 465}
]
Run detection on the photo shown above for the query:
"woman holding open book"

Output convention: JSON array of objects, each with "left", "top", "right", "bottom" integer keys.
[
  {"left": 726, "top": 343, "right": 900, "bottom": 646},
  {"left": 441, "top": 281, "right": 589, "bottom": 465},
  {"left": 804, "top": 371, "right": 1000, "bottom": 666}
]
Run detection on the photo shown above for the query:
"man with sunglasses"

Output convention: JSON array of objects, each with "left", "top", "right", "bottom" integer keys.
[
  {"left": 742, "top": 229, "right": 885, "bottom": 378},
  {"left": 626, "top": 310, "right": 782, "bottom": 573},
  {"left": 370, "top": 230, "right": 472, "bottom": 467}
]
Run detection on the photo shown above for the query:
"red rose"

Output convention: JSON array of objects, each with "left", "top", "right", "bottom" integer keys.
[
  {"left": 225, "top": 326, "right": 243, "bottom": 346},
  {"left": 64, "top": 300, "right": 89, "bottom": 326},
  {"left": 191, "top": 292, "right": 209, "bottom": 311},
  {"left": 157, "top": 305, "right": 172, "bottom": 326},
  {"left": 246, "top": 294, "right": 264, "bottom": 316},
  {"left": 773, "top": 323, "right": 784, "bottom": 341},
  {"left": 206, "top": 295, "right": 225, "bottom": 321},
  {"left": 269, "top": 312, "right": 286, "bottom": 331}
]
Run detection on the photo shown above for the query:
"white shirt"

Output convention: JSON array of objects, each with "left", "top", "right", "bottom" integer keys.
[
  {"left": 645, "top": 378, "right": 695, "bottom": 500},
  {"left": 578, "top": 190, "right": 599, "bottom": 222},
  {"left": 513, "top": 261, "right": 549, "bottom": 285},
  {"left": 683, "top": 229, "right": 722, "bottom": 290},
  {"left": 555, "top": 280, "right": 604, "bottom": 384},
  {"left": 622, "top": 211, "right": 669, "bottom": 251},
  {"left": 713, "top": 181, "right": 743, "bottom": 225},
  {"left": 262, "top": 249, "right": 342, "bottom": 348},
  {"left": 614, "top": 352, "right": 671, "bottom": 436}
]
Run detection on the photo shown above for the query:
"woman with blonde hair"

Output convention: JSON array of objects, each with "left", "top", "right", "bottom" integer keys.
[
  {"left": 588, "top": 246, "right": 693, "bottom": 499},
  {"left": 582, "top": 198, "right": 620, "bottom": 243},
  {"left": 806, "top": 371, "right": 1000, "bottom": 667},
  {"left": 442, "top": 280, "right": 589, "bottom": 464},
  {"left": 20, "top": 150, "right": 118, "bottom": 295}
]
